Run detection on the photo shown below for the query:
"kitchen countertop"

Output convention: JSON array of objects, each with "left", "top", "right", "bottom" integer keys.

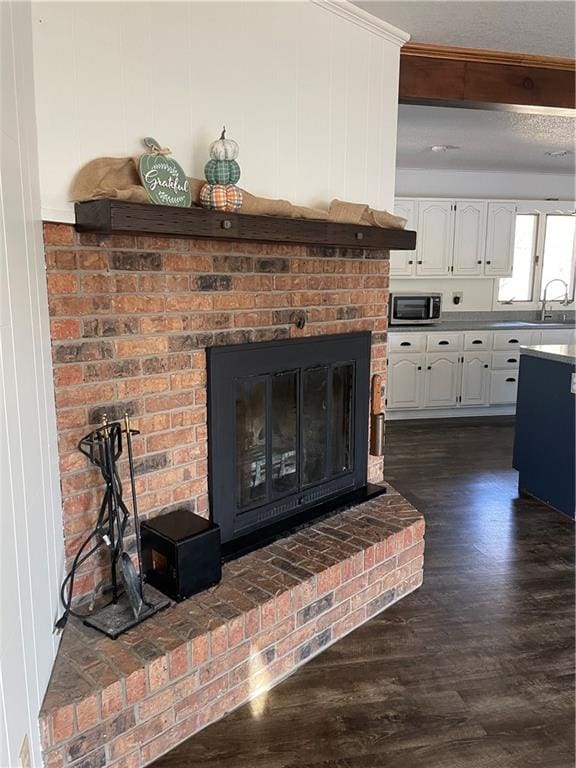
[
  {"left": 388, "top": 321, "right": 576, "bottom": 333},
  {"left": 520, "top": 344, "right": 576, "bottom": 364}
]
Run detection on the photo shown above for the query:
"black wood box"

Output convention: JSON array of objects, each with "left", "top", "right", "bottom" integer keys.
[{"left": 141, "top": 509, "right": 221, "bottom": 601}]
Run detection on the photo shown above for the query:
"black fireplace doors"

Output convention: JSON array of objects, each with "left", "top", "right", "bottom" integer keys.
[{"left": 207, "top": 333, "right": 371, "bottom": 552}]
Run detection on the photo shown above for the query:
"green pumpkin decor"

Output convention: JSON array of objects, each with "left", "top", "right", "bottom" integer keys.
[
  {"left": 204, "top": 158, "right": 241, "bottom": 185},
  {"left": 139, "top": 137, "right": 192, "bottom": 207}
]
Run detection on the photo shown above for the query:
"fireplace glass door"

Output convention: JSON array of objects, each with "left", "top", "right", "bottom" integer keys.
[{"left": 208, "top": 333, "right": 370, "bottom": 550}]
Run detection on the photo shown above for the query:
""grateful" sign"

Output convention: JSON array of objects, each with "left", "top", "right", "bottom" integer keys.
[{"left": 139, "top": 137, "right": 192, "bottom": 207}]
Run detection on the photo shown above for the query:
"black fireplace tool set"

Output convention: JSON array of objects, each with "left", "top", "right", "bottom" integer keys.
[{"left": 55, "top": 414, "right": 169, "bottom": 639}]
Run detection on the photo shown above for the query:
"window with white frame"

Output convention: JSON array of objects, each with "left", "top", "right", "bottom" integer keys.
[
  {"left": 498, "top": 214, "right": 537, "bottom": 303},
  {"left": 498, "top": 211, "right": 576, "bottom": 305}
]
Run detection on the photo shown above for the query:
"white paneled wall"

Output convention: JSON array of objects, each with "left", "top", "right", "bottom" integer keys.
[
  {"left": 0, "top": 3, "right": 64, "bottom": 766},
  {"left": 32, "top": 1, "right": 408, "bottom": 223}
]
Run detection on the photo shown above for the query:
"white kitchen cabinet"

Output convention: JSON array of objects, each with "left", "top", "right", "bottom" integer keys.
[
  {"left": 489, "top": 370, "right": 519, "bottom": 404},
  {"left": 416, "top": 201, "right": 454, "bottom": 276},
  {"left": 423, "top": 353, "right": 460, "bottom": 408},
  {"left": 426, "top": 332, "right": 463, "bottom": 352},
  {"left": 535, "top": 328, "right": 576, "bottom": 345},
  {"left": 484, "top": 202, "right": 517, "bottom": 276},
  {"left": 452, "top": 201, "right": 487, "bottom": 276},
  {"left": 388, "top": 332, "right": 425, "bottom": 354},
  {"left": 492, "top": 330, "right": 535, "bottom": 350},
  {"left": 461, "top": 352, "right": 491, "bottom": 406},
  {"left": 491, "top": 351, "right": 520, "bottom": 370},
  {"left": 386, "top": 355, "right": 424, "bottom": 409},
  {"left": 463, "top": 331, "right": 492, "bottom": 351},
  {"left": 390, "top": 199, "right": 417, "bottom": 277}
]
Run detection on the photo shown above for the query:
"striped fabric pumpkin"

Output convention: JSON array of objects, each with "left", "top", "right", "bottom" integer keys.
[{"left": 199, "top": 183, "right": 243, "bottom": 212}]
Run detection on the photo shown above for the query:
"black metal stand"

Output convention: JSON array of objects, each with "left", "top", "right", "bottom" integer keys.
[{"left": 56, "top": 414, "right": 169, "bottom": 639}]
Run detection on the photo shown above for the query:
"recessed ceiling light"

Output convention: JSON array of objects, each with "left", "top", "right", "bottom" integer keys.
[
  {"left": 430, "top": 145, "right": 460, "bottom": 153},
  {"left": 545, "top": 150, "right": 572, "bottom": 157}
]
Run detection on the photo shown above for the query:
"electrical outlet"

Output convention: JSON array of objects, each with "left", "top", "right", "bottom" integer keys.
[
  {"left": 18, "top": 735, "right": 30, "bottom": 768},
  {"left": 452, "top": 292, "right": 463, "bottom": 306},
  {"left": 571, "top": 372, "right": 576, "bottom": 395}
]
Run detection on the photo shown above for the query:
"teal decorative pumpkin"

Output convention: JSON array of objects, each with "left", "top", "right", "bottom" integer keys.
[
  {"left": 209, "top": 127, "right": 239, "bottom": 161},
  {"left": 200, "top": 183, "right": 243, "bottom": 212},
  {"left": 139, "top": 137, "right": 191, "bottom": 207},
  {"left": 204, "top": 158, "right": 241, "bottom": 185}
]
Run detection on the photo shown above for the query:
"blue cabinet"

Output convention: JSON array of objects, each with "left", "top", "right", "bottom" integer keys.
[{"left": 513, "top": 352, "right": 575, "bottom": 518}]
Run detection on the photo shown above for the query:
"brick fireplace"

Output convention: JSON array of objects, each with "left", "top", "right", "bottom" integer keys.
[
  {"left": 41, "top": 218, "right": 424, "bottom": 768},
  {"left": 44, "top": 221, "right": 391, "bottom": 602}
]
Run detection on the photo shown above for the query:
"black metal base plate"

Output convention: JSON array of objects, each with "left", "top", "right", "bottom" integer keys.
[
  {"left": 222, "top": 483, "right": 387, "bottom": 562},
  {"left": 83, "top": 585, "right": 170, "bottom": 639}
]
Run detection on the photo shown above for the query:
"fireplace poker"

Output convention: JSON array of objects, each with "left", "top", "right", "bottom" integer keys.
[{"left": 123, "top": 412, "right": 150, "bottom": 611}]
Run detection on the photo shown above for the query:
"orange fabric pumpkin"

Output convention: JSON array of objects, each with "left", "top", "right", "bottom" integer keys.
[{"left": 200, "top": 183, "right": 243, "bottom": 212}]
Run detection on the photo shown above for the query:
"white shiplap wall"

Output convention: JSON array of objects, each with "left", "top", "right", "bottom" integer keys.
[
  {"left": 32, "top": 1, "right": 408, "bottom": 223},
  {"left": 0, "top": 3, "right": 64, "bottom": 766}
]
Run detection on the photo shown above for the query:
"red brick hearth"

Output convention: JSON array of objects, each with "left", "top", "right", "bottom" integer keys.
[
  {"left": 40, "top": 486, "right": 424, "bottom": 768},
  {"left": 44, "top": 222, "right": 390, "bottom": 602}
]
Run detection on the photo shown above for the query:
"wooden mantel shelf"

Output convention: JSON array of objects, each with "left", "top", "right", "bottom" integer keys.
[{"left": 75, "top": 200, "right": 417, "bottom": 251}]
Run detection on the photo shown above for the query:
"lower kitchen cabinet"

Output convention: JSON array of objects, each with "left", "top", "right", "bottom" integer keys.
[
  {"left": 461, "top": 352, "right": 491, "bottom": 406},
  {"left": 386, "top": 355, "right": 424, "bottom": 409},
  {"left": 423, "top": 354, "right": 460, "bottom": 407},
  {"left": 489, "top": 370, "right": 519, "bottom": 404},
  {"left": 387, "top": 326, "right": 575, "bottom": 418}
]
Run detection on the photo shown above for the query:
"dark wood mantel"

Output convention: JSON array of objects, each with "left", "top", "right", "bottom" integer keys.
[{"left": 75, "top": 200, "right": 417, "bottom": 251}]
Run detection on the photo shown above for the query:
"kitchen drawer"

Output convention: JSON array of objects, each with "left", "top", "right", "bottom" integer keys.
[
  {"left": 491, "top": 351, "right": 520, "bottom": 370},
  {"left": 463, "top": 331, "right": 492, "bottom": 351},
  {"left": 426, "top": 332, "right": 463, "bottom": 352},
  {"left": 388, "top": 333, "right": 425, "bottom": 353},
  {"left": 492, "top": 330, "right": 534, "bottom": 351},
  {"left": 489, "top": 370, "right": 519, "bottom": 404},
  {"left": 537, "top": 328, "right": 576, "bottom": 346}
]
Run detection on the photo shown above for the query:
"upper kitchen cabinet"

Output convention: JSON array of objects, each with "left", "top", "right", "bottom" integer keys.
[
  {"left": 416, "top": 200, "right": 454, "bottom": 276},
  {"left": 452, "top": 201, "right": 487, "bottom": 276},
  {"left": 483, "top": 202, "right": 517, "bottom": 276},
  {"left": 390, "top": 199, "right": 417, "bottom": 276},
  {"left": 390, "top": 198, "right": 518, "bottom": 279}
]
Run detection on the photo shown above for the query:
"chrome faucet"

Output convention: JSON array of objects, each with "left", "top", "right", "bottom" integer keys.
[{"left": 540, "top": 278, "right": 569, "bottom": 321}]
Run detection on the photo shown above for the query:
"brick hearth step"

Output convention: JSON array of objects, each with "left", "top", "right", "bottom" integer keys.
[{"left": 40, "top": 485, "right": 424, "bottom": 768}]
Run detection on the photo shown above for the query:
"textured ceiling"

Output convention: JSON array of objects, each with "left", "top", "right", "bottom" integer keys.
[
  {"left": 357, "top": 1, "right": 575, "bottom": 58},
  {"left": 397, "top": 105, "right": 576, "bottom": 174}
]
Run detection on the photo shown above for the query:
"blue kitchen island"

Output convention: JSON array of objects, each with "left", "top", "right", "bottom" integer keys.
[{"left": 513, "top": 345, "right": 576, "bottom": 518}]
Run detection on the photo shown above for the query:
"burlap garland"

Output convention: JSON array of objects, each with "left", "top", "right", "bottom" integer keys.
[{"left": 70, "top": 156, "right": 407, "bottom": 230}]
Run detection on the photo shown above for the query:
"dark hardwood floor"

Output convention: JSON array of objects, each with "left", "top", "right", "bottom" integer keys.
[{"left": 154, "top": 418, "right": 575, "bottom": 768}]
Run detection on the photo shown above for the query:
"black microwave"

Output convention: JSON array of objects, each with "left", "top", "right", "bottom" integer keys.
[{"left": 389, "top": 293, "right": 442, "bottom": 325}]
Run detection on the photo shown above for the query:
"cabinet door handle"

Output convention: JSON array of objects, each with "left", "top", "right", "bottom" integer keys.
[
  {"left": 438, "top": 340, "right": 449, "bottom": 345},
  {"left": 472, "top": 339, "right": 483, "bottom": 344},
  {"left": 417, "top": 260, "right": 423, "bottom": 265},
  {"left": 484, "top": 364, "right": 489, "bottom": 368},
  {"left": 506, "top": 377, "right": 516, "bottom": 383},
  {"left": 408, "top": 260, "right": 414, "bottom": 265},
  {"left": 486, "top": 260, "right": 491, "bottom": 265},
  {"left": 477, "top": 260, "right": 482, "bottom": 264},
  {"left": 400, "top": 341, "right": 411, "bottom": 347},
  {"left": 427, "top": 365, "right": 432, "bottom": 370},
  {"left": 509, "top": 339, "right": 519, "bottom": 344},
  {"left": 417, "top": 366, "right": 422, "bottom": 371},
  {"left": 507, "top": 358, "right": 518, "bottom": 363}
]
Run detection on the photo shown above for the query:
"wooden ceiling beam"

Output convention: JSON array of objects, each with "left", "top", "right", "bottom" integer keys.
[{"left": 399, "top": 43, "right": 576, "bottom": 115}]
